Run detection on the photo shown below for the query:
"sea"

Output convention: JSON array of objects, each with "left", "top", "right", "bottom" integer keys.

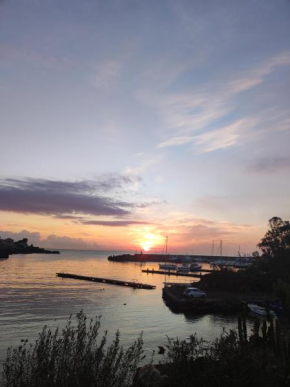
[{"left": 0, "top": 250, "right": 250, "bottom": 367}]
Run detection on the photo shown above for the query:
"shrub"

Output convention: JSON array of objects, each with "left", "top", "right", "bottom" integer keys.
[
  {"left": 1, "top": 311, "right": 144, "bottom": 387},
  {"left": 161, "top": 319, "right": 290, "bottom": 387}
]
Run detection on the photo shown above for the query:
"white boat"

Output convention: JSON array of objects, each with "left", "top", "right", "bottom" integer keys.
[
  {"left": 159, "top": 263, "right": 177, "bottom": 270},
  {"left": 247, "top": 304, "right": 276, "bottom": 317},
  {"left": 176, "top": 265, "right": 190, "bottom": 273}
]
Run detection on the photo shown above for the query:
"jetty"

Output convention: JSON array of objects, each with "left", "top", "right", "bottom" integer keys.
[
  {"left": 142, "top": 268, "right": 211, "bottom": 278},
  {"left": 56, "top": 273, "right": 156, "bottom": 289}
]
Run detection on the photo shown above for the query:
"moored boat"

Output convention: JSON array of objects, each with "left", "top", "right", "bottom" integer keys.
[
  {"left": 159, "top": 263, "right": 177, "bottom": 270},
  {"left": 190, "top": 263, "right": 202, "bottom": 271},
  {"left": 247, "top": 303, "right": 276, "bottom": 317},
  {"left": 176, "top": 264, "right": 190, "bottom": 273}
]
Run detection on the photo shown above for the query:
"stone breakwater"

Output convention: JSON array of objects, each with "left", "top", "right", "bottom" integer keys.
[{"left": 108, "top": 253, "right": 238, "bottom": 263}]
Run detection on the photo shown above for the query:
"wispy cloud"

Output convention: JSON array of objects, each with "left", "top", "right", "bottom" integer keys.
[
  {"left": 192, "top": 119, "right": 257, "bottom": 152},
  {"left": 158, "top": 118, "right": 257, "bottom": 152},
  {"left": 138, "top": 52, "right": 290, "bottom": 153},
  {"left": 124, "top": 153, "right": 164, "bottom": 176},
  {"left": 82, "top": 220, "right": 151, "bottom": 227},
  {"left": 246, "top": 156, "right": 290, "bottom": 173}
]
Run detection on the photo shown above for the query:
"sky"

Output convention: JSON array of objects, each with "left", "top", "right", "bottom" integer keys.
[{"left": 0, "top": 0, "right": 290, "bottom": 255}]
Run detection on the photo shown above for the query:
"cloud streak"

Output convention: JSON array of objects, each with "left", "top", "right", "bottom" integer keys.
[
  {"left": 139, "top": 52, "right": 290, "bottom": 153},
  {"left": 82, "top": 220, "right": 151, "bottom": 227},
  {"left": 246, "top": 157, "right": 290, "bottom": 173},
  {"left": 0, "top": 176, "right": 145, "bottom": 218}
]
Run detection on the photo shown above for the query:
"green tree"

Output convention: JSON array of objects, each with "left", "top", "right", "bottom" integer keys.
[{"left": 258, "top": 217, "right": 290, "bottom": 257}]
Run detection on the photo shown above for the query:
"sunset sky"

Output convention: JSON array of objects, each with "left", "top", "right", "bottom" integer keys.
[{"left": 1, "top": 0, "right": 290, "bottom": 255}]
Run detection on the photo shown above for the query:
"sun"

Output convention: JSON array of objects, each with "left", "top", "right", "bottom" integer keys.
[
  {"left": 140, "top": 232, "right": 164, "bottom": 253},
  {"left": 141, "top": 242, "right": 152, "bottom": 252}
]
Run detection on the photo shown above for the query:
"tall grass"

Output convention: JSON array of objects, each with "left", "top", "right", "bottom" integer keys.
[{"left": 1, "top": 311, "right": 144, "bottom": 387}]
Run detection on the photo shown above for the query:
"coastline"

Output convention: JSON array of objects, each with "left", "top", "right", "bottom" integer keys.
[{"left": 0, "top": 247, "right": 60, "bottom": 259}]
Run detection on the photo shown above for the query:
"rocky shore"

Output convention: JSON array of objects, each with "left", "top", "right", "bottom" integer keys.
[{"left": 0, "top": 237, "right": 60, "bottom": 258}]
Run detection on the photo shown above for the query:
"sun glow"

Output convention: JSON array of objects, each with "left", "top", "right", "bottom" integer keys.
[
  {"left": 140, "top": 232, "right": 164, "bottom": 253},
  {"left": 141, "top": 242, "right": 151, "bottom": 251}
]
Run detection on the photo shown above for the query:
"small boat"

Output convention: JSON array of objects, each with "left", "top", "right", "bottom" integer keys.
[
  {"left": 159, "top": 263, "right": 177, "bottom": 270},
  {"left": 247, "top": 304, "right": 276, "bottom": 317},
  {"left": 190, "top": 263, "right": 202, "bottom": 271},
  {"left": 176, "top": 264, "right": 190, "bottom": 273}
]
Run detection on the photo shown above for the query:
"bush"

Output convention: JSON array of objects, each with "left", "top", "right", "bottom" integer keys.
[
  {"left": 1, "top": 311, "right": 144, "bottom": 387},
  {"left": 200, "top": 265, "right": 272, "bottom": 293},
  {"left": 161, "top": 319, "right": 290, "bottom": 387}
]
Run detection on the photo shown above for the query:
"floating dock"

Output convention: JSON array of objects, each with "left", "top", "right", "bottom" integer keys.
[
  {"left": 142, "top": 269, "right": 210, "bottom": 278},
  {"left": 56, "top": 273, "right": 156, "bottom": 289}
]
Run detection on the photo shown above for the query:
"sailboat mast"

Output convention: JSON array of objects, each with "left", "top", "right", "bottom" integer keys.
[
  {"left": 165, "top": 236, "right": 168, "bottom": 255},
  {"left": 211, "top": 240, "right": 215, "bottom": 256}
]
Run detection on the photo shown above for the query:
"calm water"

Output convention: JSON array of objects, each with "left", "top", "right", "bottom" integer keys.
[{"left": 0, "top": 250, "right": 247, "bottom": 366}]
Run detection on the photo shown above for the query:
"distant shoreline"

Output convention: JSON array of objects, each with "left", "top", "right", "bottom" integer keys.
[
  {"left": 0, "top": 248, "right": 60, "bottom": 259},
  {"left": 0, "top": 237, "right": 60, "bottom": 259}
]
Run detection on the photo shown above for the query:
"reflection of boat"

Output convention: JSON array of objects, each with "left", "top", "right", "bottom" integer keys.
[
  {"left": 190, "top": 263, "right": 202, "bottom": 271},
  {"left": 247, "top": 304, "right": 276, "bottom": 317},
  {"left": 159, "top": 263, "right": 177, "bottom": 270},
  {"left": 176, "top": 264, "right": 190, "bottom": 273}
]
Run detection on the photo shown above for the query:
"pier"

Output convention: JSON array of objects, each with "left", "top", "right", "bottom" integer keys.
[
  {"left": 142, "top": 268, "right": 211, "bottom": 278},
  {"left": 56, "top": 273, "right": 156, "bottom": 289}
]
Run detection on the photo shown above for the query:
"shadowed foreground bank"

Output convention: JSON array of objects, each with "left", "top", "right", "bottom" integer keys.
[{"left": 1, "top": 312, "right": 290, "bottom": 387}]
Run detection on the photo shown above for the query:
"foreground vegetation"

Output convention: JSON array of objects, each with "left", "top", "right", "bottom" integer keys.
[
  {"left": 159, "top": 318, "right": 290, "bottom": 387},
  {"left": 2, "top": 312, "right": 290, "bottom": 387},
  {"left": 1, "top": 311, "right": 143, "bottom": 387}
]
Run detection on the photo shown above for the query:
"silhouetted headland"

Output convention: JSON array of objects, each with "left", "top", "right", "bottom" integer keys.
[{"left": 0, "top": 237, "right": 60, "bottom": 258}]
